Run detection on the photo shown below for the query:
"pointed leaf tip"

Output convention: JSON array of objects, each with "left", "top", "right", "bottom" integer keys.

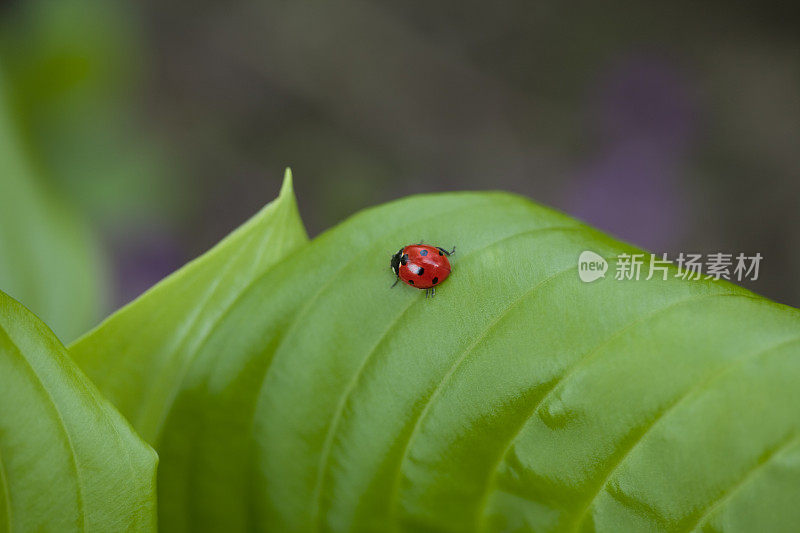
[
  {"left": 281, "top": 168, "right": 294, "bottom": 198},
  {"left": 70, "top": 163, "right": 309, "bottom": 453}
]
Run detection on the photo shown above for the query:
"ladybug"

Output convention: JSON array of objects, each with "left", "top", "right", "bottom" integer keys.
[{"left": 391, "top": 243, "right": 455, "bottom": 297}]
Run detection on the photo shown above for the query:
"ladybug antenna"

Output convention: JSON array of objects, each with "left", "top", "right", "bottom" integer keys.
[{"left": 391, "top": 278, "right": 400, "bottom": 289}]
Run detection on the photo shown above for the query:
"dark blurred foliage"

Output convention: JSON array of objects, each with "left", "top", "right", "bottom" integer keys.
[{"left": 1, "top": 0, "right": 799, "bottom": 314}]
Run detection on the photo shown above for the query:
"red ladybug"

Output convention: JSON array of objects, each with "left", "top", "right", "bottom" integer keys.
[{"left": 391, "top": 243, "right": 455, "bottom": 297}]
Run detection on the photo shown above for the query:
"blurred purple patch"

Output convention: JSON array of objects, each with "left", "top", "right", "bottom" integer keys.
[
  {"left": 110, "top": 228, "right": 184, "bottom": 308},
  {"left": 565, "top": 55, "right": 695, "bottom": 250}
]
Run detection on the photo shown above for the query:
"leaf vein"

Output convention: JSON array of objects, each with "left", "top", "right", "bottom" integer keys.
[
  {"left": 385, "top": 245, "right": 608, "bottom": 523},
  {"left": 474, "top": 291, "right": 747, "bottom": 531},
  {"left": 571, "top": 334, "right": 800, "bottom": 531},
  {"left": 687, "top": 433, "right": 800, "bottom": 532},
  {"left": 146, "top": 226, "right": 264, "bottom": 442},
  {"left": 251, "top": 198, "right": 510, "bottom": 525},
  {"left": 309, "top": 224, "right": 585, "bottom": 529},
  {"left": 0, "top": 324, "right": 86, "bottom": 531}
]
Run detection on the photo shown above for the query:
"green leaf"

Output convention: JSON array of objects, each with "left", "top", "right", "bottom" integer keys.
[
  {"left": 0, "top": 70, "right": 107, "bottom": 343},
  {"left": 72, "top": 189, "right": 800, "bottom": 531},
  {"left": 70, "top": 169, "right": 308, "bottom": 444},
  {"left": 0, "top": 289, "right": 157, "bottom": 532}
]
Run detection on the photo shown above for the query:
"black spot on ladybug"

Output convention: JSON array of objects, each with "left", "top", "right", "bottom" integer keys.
[
  {"left": 432, "top": 277, "right": 438, "bottom": 285},
  {"left": 401, "top": 254, "right": 408, "bottom": 265},
  {"left": 420, "top": 249, "right": 428, "bottom": 256},
  {"left": 417, "top": 267, "right": 425, "bottom": 276},
  {"left": 408, "top": 279, "right": 415, "bottom": 285}
]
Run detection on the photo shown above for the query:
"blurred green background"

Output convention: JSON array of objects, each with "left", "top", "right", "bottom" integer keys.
[{"left": 0, "top": 0, "right": 798, "bottom": 341}]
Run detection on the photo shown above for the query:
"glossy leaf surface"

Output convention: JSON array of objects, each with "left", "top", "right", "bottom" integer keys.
[
  {"left": 0, "top": 290, "right": 157, "bottom": 532},
  {"left": 72, "top": 188, "right": 800, "bottom": 532}
]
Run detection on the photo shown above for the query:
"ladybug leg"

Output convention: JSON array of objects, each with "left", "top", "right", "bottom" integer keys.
[
  {"left": 391, "top": 277, "right": 400, "bottom": 288},
  {"left": 437, "top": 246, "right": 456, "bottom": 256}
]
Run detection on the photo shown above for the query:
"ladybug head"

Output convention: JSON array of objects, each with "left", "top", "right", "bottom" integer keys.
[{"left": 390, "top": 247, "right": 403, "bottom": 276}]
